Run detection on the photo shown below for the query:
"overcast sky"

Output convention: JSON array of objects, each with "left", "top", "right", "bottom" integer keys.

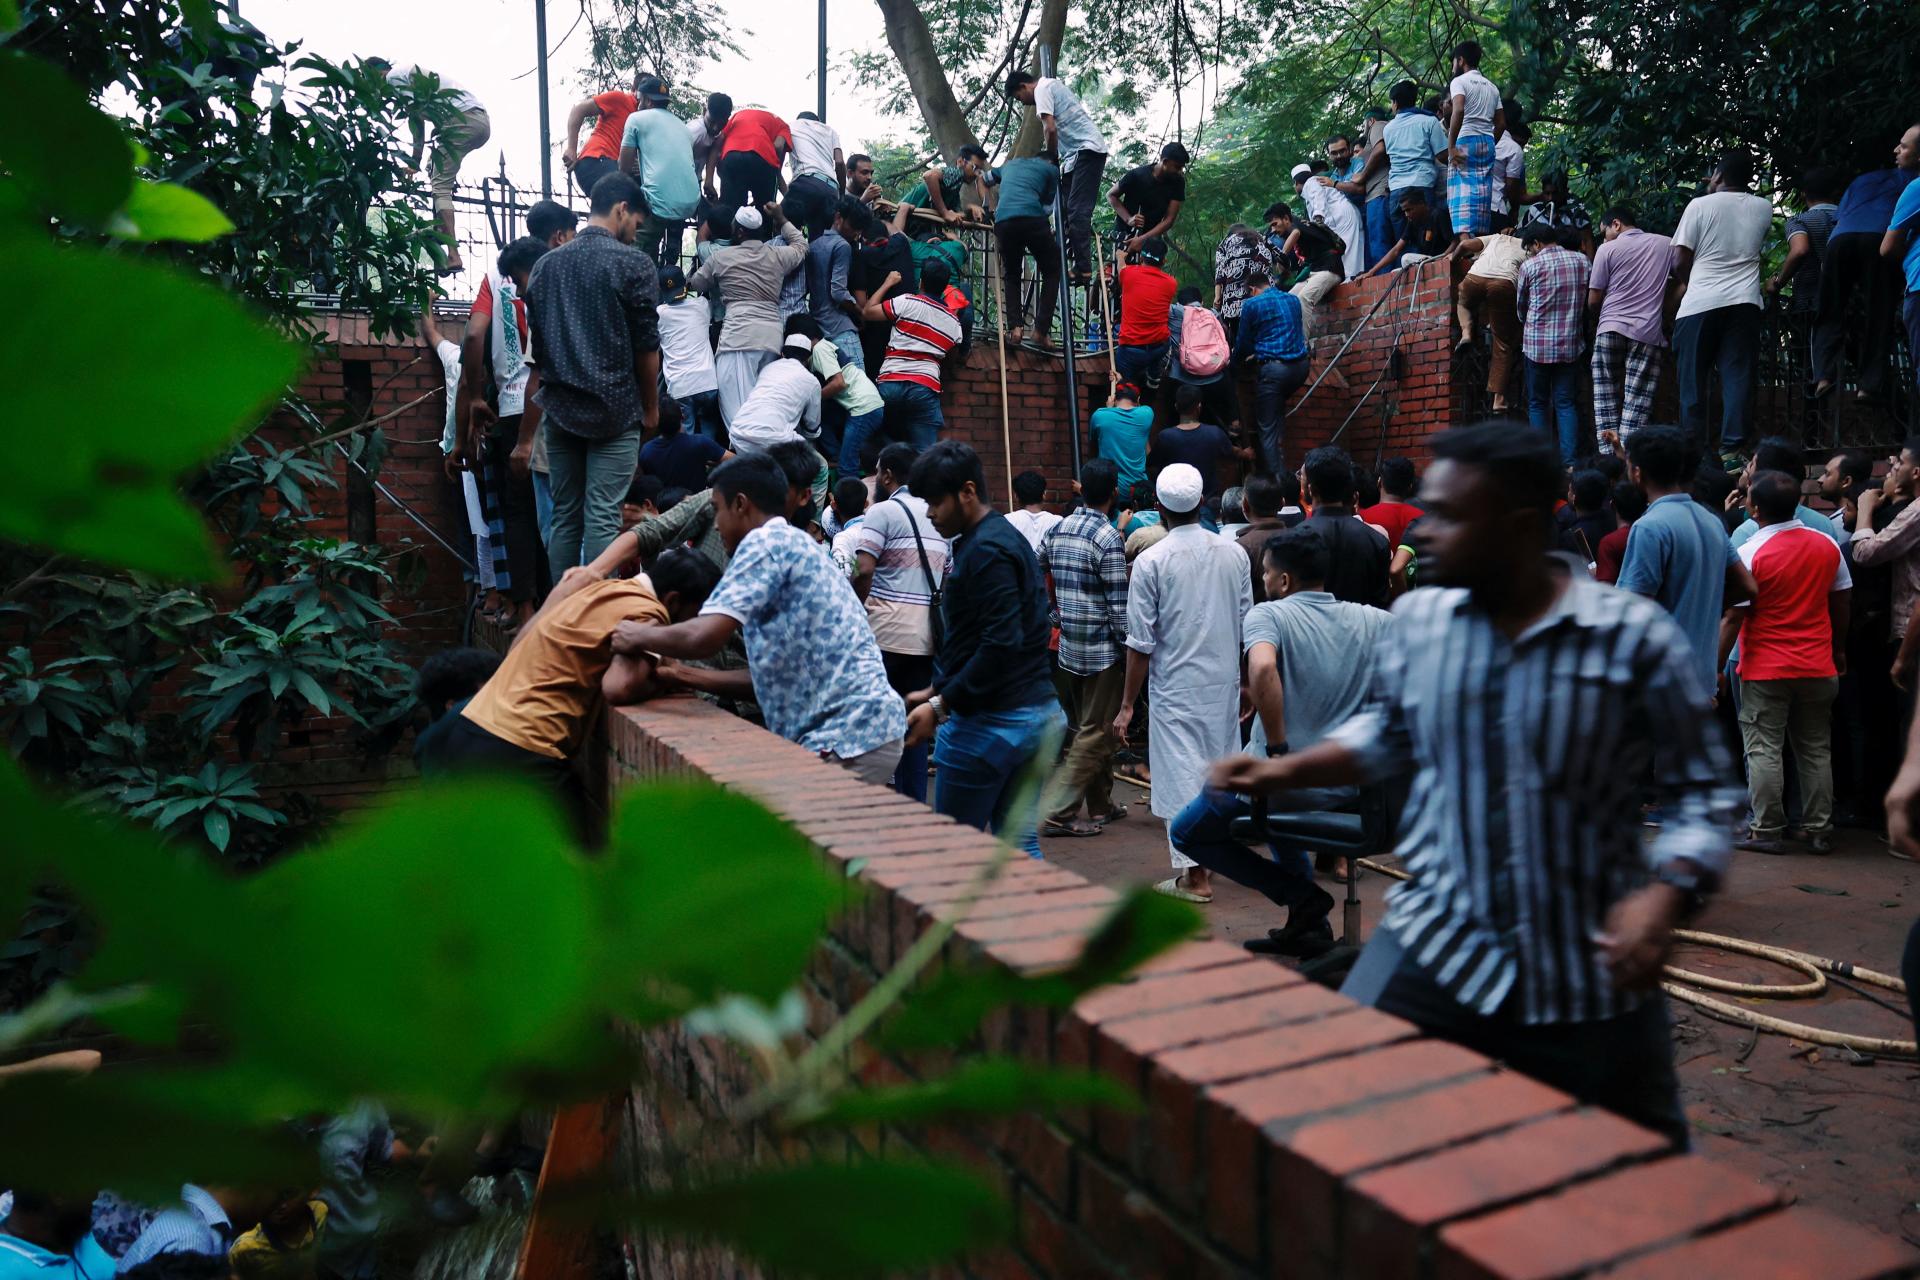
[{"left": 248, "top": 0, "right": 906, "bottom": 193}]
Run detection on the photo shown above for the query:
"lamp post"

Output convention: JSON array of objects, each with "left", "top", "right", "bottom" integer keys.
[
  {"left": 536, "top": 0, "right": 553, "bottom": 199},
  {"left": 817, "top": 0, "right": 828, "bottom": 121}
]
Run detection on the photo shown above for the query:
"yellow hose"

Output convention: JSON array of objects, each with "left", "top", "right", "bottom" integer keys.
[{"left": 1349, "top": 858, "right": 1916, "bottom": 1057}]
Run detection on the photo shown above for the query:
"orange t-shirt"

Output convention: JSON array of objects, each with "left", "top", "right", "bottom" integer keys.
[
  {"left": 461, "top": 577, "right": 669, "bottom": 758},
  {"left": 582, "top": 90, "right": 639, "bottom": 161}
]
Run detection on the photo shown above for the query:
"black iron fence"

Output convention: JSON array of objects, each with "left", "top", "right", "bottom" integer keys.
[{"left": 1454, "top": 295, "right": 1915, "bottom": 457}]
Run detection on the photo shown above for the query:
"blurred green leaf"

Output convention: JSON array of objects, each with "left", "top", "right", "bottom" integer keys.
[
  {"left": 223, "top": 778, "right": 603, "bottom": 1111},
  {"left": 615, "top": 1160, "right": 1009, "bottom": 1278},
  {"left": 178, "top": 0, "right": 217, "bottom": 39},
  {"left": 0, "top": 53, "right": 131, "bottom": 224},
  {"left": 0, "top": 1072, "right": 319, "bottom": 1200},
  {"left": 597, "top": 782, "right": 843, "bottom": 1018},
  {"left": 111, "top": 180, "right": 235, "bottom": 242},
  {"left": 798, "top": 1057, "right": 1138, "bottom": 1129},
  {"left": 879, "top": 886, "right": 1203, "bottom": 1050},
  {"left": 0, "top": 1, "right": 19, "bottom": 39},
  {"left": 0, "top": 234, "right": 303, "bottom": 579}
]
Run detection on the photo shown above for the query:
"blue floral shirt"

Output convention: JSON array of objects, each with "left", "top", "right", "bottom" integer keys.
[{"left": 701, "top": 518, "right": 906, "bottom": 757}]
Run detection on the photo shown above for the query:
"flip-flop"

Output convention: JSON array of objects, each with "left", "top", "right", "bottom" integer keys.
[
  {"left": 1041, "top": 819, "right": 1103, "bottom": 838},
  {"left": 1153, "top": 876, "right": 1212, "bottom": 904}
]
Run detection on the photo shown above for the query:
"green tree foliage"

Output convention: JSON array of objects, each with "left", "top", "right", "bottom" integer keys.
[
  {"left": 1511, "top": 0, "right": 1920, "bottom": 228},
  {"left": 0, "top": 31, "right": 1206, "bottom": 1268},
  {"left": 0, "top": 5, "right": 452, "bottom": 1011}
]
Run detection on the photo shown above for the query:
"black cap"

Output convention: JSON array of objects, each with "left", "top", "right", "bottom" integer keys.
[
  {"left": 637, "top": 74, "right": 670, "bottom": 105},
  {"left": 658, "top": 263, "right": 686, "bottom": 295}
]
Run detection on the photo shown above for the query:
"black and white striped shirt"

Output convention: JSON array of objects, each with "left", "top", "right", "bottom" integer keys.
[{"left": 1327, "top": 577, "right": 1741, "bottom": 1025}]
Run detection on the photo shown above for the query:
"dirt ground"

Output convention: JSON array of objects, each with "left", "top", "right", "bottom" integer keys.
[{"left": 1038, "top": 777, "right": 1920, "bottom": 1248}]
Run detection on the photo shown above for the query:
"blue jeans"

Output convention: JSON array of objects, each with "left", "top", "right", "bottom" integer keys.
[
  {"left": 1114, "top": 340, "right": 1169, "bottom": 389},
  {"left": 878, "top": 381, "right": 943, "bottom": 451},
  {"left": 1672, "top": 303, "right": 1760, "bottom": 452},
  {"left": 545, "top": 427, "right": 643, "bottom": 577},
  {"left": 1168, "top": 787, "right": 1344, "bottom": 916},
  {"left": 933, "top": 702, "right": 1067, "bottom": 859},
  {"left": 830, "top": 329, "right": 865, "bottom": 373},
  {"left": 680, "top": 388, "right": 725, "bottom": 442},
  {"left": 1526, "top": 357, "right": 1582, "bottom": 465},
  {"left": 531, "top": 467, "right": 554, "bottom": 545},
  {"left": 838, "top": 407, "right": 887, "bottom": 476},
  {"left": 1365, "top": 194, "right": 1393, "bottom": 270}
]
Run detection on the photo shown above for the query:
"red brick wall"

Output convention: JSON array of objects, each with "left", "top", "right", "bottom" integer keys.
[
  {"left": 938, "top": 265, "right": 1460, "bottom": 509},
  {"left": 600, "top": 698, "right": 1917, "bottom": 1280}
]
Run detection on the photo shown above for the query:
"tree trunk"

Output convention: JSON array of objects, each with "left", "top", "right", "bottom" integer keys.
[
  {"left": 1009, "top": 0, "right": 1069, "bottom": 157},
  {"left": 873, "top": 0, "right": 980, "bottom": 160}
]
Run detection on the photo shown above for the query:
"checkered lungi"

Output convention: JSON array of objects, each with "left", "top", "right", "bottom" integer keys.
[
  {"left": 1447, "top": 134, "right": 1495, "bottom": 237},
  {"left": 1590, "top": 330, "right": 1663, "bottom": 451}
]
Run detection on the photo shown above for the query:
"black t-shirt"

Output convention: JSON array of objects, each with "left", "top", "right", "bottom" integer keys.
[
  {"left": 640, "top": 431, "right": 726, "bottom": 492},
  {"left": 854, "top": 233, "right": 915, "bottom": 296},
  {"left": 1148, "top": 423, "right": 1236, "bottom": 498},
  {"left": 1302, "top": 511, "right": 1390, "bottom": 607},
  {"left": 1293, "top": 222, "right": 1347, "bottom": 279},
  {"left": 1113, "top": 163, "right": 1187, "bottom": 231}
]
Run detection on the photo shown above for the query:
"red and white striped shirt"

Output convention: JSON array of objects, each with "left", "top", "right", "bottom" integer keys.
[{"left": 878, "top": 293, "right": 962, "bottom": 392}]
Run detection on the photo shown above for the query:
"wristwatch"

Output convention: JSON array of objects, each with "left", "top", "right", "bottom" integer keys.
[
  {"left": 928, "top": 694, "right": 950, "bottom": 723},
  {"left": 1265, "top": 739, "right": 1290, "bottom": 759},
  {"left": 1654, "top": 861, "right": 1714, "bottom": 920}
]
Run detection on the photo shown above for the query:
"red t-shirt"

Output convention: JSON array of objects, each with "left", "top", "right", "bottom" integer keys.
[
  {"left": 1594, "top": 524, "right": 1631, "bottom": 584},
  {"left": 1734, "top": 521, "right": 1851, "bottom": 681},
  {"left": 1359, "top": 500, "right": 1423, "bottom": 548},
  {"left": 1117, "top": 264, "right": 1178, "bottom": 346},
  {"left": 582, "top": 91, "right": 638, "bottom": 161},
  {"left": 717, "top": 109, "right": 791, "bottom": 167}
]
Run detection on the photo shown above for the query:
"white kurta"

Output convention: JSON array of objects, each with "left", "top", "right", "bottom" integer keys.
[
  {"left": 1304, "top": 177, "right": 1367, "bottom": 281},
  {"left": 1126, "top": 524, "right": 1254, "bottom": 867}
]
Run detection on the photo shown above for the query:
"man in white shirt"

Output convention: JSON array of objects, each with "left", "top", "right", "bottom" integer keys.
[
  {"left": 1295, "top": 163, "right": 1365, "bottom": 281},
  {"left": 1114, "top": 464, "right": 1254, "bottom": 904},
  {"left": 1005, "top": 470, "right": 1063, "bottom": 550},
  {"left": 786, "top": 110, "right": 845, "bottom": 240},
  {"left": 1671, "top": 149, "right": 1774, "bottom": 466},
  {"left": 1490, "top": 116, "right": 1529, "bottom": 230},
  {"left": 383, "top": 61, "right": 490, "bottom": 273},
  {"left": 1442, "top": 40, "right": 1505, "bottom": 247},
  {"left": 1007, "top": 70, "right": 1108, "bottom": 282},
  {"left": 655, "top": 263, "right": 724, "bottom": 439},
  {"left": 725, "top": 333, "right": 823, "bottom": 452}
]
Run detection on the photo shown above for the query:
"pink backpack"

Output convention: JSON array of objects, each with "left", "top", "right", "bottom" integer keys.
[{"left": 1178, "top": 303, "right": 1230, "bottom": 377}]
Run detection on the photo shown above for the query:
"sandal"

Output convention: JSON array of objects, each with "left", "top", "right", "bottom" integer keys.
[
  {"left": 1041, "top": 818, "right": 1103, "bottom": 839},
  {"left": 1153, "top": 875, "right": 1211, "bottom": 904},
  {"left": 1090, "top": 805, "right": 1129, "bottom": 826}
]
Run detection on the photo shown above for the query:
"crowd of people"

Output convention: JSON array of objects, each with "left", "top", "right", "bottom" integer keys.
[
  {"left": 0, "top": 1098, "right": 514, "bottom": 1279},
  {"left": 22, "top": 59, "right": 1917, "bottom": 1275}
]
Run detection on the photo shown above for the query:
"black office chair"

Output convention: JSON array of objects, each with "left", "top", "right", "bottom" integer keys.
[{"left": 1229, "top": 781, "right": 1403, "bottom": 945}]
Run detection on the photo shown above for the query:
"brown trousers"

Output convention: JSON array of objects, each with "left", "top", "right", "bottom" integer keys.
[
  {"left": 1460, "top": 274, "right": 1521, "bottom": 397},
  {"left": 1046, "top": 661, "right": 1126, "bottom": 822}
]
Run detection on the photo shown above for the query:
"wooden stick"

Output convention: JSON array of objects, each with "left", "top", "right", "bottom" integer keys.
[
  {"left": 1094, "top": 229, "right": 1118, "bottom": 382},
  {"left": 988, "top": 234, "right": 1016, "bottom": 510}
]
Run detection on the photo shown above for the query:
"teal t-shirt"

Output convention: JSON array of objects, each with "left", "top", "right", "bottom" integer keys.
[
  {"left": 1090, "top": 404, "right": 1154, "bottom": 504},
  {"left": 990, "top": 157, "right": 1059, "bottom": 221},
  {"left": 621, "top": 107, "right": 701, "bottom": 220}
]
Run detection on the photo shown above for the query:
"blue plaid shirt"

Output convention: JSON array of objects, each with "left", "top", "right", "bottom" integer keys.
[
  {"left": 1038, "top": 507, "right": 1129, "bottom": 675},
  {"left": 1233, "top": 287, "right": 1309, "bottom": 363},
  {"left": 118, "top": 1185, "right": 231, "bottom": 1269},
  {"left": 1515, "top": 244, "right": 1591, "bottom": 364}
]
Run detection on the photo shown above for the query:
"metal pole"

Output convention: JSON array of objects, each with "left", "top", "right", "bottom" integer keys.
[
  {"left": 535, "top": 0, "right": 553, "bottom": 199},
  {"left": 1040, "top": 44, "right": 1083, "bottom": 478},
  {"left": 817, "top": 0, "right": 828, "bottom": 122}
]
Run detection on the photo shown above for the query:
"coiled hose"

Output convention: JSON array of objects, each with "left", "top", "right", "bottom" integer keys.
[{"left": 1351, "top": 858, "right": 1917, "bottom": 1057}]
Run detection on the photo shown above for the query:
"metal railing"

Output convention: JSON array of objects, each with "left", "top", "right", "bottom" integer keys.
[{"left": 1453, "top": 294, "right": 1915, "bottom": 456}]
